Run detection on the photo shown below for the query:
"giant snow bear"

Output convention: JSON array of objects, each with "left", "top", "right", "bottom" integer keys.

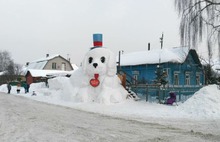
[{"left": 69, "top": 47, "right": 128, "bottom": 104}]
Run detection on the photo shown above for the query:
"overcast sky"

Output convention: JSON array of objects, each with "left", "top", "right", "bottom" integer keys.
[{"left": 0, "top": 0, "right": 181, "bottom": 65}]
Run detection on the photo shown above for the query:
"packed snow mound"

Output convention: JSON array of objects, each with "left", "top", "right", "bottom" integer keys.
[
  {"left": 1, "top": 82, "right": 220, "bottom": 119},
  {"left": 178, "top": 85, "right": 220, "bottom": 119},
  {"left": 68, "top": 48, "right": 128, "bottom": 104},
  {"left": 42, "top": 48, "right": 128, "bottom": 104}
]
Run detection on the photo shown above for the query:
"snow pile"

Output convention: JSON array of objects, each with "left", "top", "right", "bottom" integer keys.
[
  {"left": 67, "top": 48, "right": 127, "bottom": 104},
  {"left": 1, "top": 81, "right": 220, "bottom": 120},
  {"left": 20, "top": 48, "right": 128, "bottom": 105},
  {"left": 178, "top": 85, "right": 220, "bottom": 119}
]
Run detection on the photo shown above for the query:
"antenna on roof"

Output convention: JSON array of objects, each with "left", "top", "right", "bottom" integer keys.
[
  {"left": 160, "top": 33, "right": 164, "bottom": 49},
  {"left": 148, "top": 43, "right": 150, "bottom": 51},
  {"left": 67, "top": 54, "right": 70, "bottom": 62}
]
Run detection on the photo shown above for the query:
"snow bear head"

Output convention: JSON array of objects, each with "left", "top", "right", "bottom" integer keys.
[{"left": 82, "top": 48, "right": 116, "bottom": 77}]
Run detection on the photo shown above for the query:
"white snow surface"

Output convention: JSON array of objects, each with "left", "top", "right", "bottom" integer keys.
[
  {"left": 27, "top": 54, "right": 60, "bottom": 70},
  {"left": 66, "top": 48, "right": 128, "bottom": 104},
  {"left": 26, "top": 69, "right": 73, "bottom": 77},
  {"left": 21, "top": 54, "right": 69, "bottom": 75},
  {"left": 1, "top": 78, "right": 220, "bottom": 120},
  {"left": 119, "top": 47, "right": 189, "bottom": 66}
]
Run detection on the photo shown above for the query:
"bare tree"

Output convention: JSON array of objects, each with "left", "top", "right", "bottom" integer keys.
[
  {"left": 5, "top": 60, "right": 15, "bottom": 75},
  {"left": 0, "top": 50, "right": 23, "bottom": 84},
  {"left": 14, "top": 63, "right": 23, "bottom": 75},
  {"left": 0, "top": 50, "right": 12, "bottom": 72},
  {"left": 199, "top": 55, "right": 218, "bottom": 84},
  {"left": 175, "top": 0, "right": 220, "bottom": 60}
]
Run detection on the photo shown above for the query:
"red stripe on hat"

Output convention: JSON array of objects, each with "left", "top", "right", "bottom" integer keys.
[{"left": 93, "top": 41, "right": 102, "bottom": 47}]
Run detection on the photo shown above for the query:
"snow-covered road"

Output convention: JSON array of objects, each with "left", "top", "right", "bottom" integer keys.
[{"left": 0, "top": 92, "right": 220, "bottom": 142}]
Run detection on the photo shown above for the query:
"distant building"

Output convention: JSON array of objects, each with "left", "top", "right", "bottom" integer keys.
[
  {"left": 25, "top": 54, "right": 73, "bottom": 71},
  {"left": 24, "top": 54, "right": 75, "bottom": 84}
]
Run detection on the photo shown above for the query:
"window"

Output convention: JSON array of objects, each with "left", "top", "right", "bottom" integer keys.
[
  {"left": 163, "top": 68, "right": 169, "bottom": 78},
  {"left": 133, "top": 74, "right": 138, "bottom": 84},
  {"left": 132, "top": 70, "right": 139, "bottom": 84},
  {"left": 174, "top": 73, "right": 179, "bottom": 85},
  {"left": 132, "top": 71, "right": 139, "bottom": 75},
  {"left": 185, "top": 73, "right": 190, "bottom": 85},
  {"left": 61, "top": 63, "right": 66, "bottom": 71},
  {"left": 52, "top": 63, "right": 56, "bottom": 69}
]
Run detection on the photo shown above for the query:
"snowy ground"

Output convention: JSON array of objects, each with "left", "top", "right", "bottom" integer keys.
[
  {"left": 1, "top": 78, "right": 220, "bottom": 121},
  {"left": 1, "top": 78, "right": 220, "bottom": 141},
  {"left": 1, "top": 92, "right": 220, "bottom": 142}
]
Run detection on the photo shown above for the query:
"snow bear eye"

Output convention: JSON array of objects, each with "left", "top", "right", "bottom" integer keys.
[
  {"left": 100, "top": 56, "right": 105, "bottom": 63},
  {"left": 88, "top": 57, "right": 93, "bottom": 64}
]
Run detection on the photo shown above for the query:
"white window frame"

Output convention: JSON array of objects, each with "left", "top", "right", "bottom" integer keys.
[
  {"left": 196, "top": 72, "right": 200, "bottom": 85},
  {"left": 185, "top": 72, "right": 190, "bottom": 85},
  {"left": 52, "top": 62, "right": 57, "bottom": 69},
  {"left": 174, "top": 72, "right": 179, "bottom": 85},
  {"left": 133, "top": 74, "right": 138, "bottom": 84},
  {"left": 61, "top": 62, "right": 66, "bottom": 71}
]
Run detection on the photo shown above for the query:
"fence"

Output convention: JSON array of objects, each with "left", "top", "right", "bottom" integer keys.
[
  {"left": 131, "top": 84, "right": 202, "bottom": 103},
  {"left": 0, "top": 75, "right": 24, "bottom": 85}
]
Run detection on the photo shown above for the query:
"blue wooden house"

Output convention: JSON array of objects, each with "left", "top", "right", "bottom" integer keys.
[{"left": 117, "top": 47, "right": 204, "bottom": 100}]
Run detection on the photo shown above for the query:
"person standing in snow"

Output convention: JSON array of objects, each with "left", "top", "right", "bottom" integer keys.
[
  {"left": 23, "top": 82, "right": 30, "bottom": 93},
  {"left": 23, "top": 82, "right": 28, "bottom": 93},
  {"left": 16, "top": 83, "right": 21, "bottom": 94},
  {"left": 7, "top": 82, "right": 11, "bottom": 94},
  {"left": 27, "top": 83, "right": 30, "bottom": 93}
]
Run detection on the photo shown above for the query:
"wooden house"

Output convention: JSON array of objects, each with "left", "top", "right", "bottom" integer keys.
[{"left": 117, "top": 47, "right": 204, "bottom": 99}]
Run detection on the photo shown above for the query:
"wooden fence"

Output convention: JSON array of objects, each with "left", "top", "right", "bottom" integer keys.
[{"left": 131, "top": 84, "right": 202, "bottom": 103}]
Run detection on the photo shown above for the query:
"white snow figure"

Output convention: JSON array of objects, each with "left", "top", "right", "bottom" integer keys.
[{"left": 69, "top": 47, "right": 128, "bottom": 104}]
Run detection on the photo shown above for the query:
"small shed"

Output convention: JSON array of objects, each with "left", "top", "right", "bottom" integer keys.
[{"left": 25, "top": 69, "right": 73, "bottom": 84}]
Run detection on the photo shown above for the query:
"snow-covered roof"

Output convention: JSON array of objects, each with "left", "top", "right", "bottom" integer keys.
[
  {"left": 27, "top": 69, "right": 73, "bottom": 77},
  {"left": 0, "top": 71, "right": 5, "bottom": 76},
  {"left": 71, "top": 64, "right": 79, "bottom": 70},
  {"left": 21, "top": 54, "right": 63, "bottom": 75},
  {"left": 27, "top": 54, "right": 60, "bottom": 70},
  {"left": 119, "top": 47, "right": 190, "bottom": 66}
]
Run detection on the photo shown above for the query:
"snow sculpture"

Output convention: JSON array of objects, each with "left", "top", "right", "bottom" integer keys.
[{"left": 69, "top": 34, "right": 128, "bottom": 104}]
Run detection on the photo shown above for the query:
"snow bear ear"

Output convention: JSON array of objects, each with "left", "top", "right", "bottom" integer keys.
[
  {"left": 107, "top": 50, "right": 116, "bottom": 76},
  {"left": 82, "top": 55, "right": 87, "bottom": 74}
]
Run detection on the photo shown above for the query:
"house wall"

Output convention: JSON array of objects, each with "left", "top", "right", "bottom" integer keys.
[
  {"left": 44, "top": 57, "right": 73, "bottom": 71},
  {"left": 26, "top": 72, "right": 47, "bottom": 84},
  {"left": 118, "top": 53, "right": 204, "bottom": 86},
  {"left": 26, "top": 72, "right": 33, "bottom": 85}
]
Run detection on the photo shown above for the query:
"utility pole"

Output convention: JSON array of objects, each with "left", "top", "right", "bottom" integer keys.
[{"left": 160, "top": 33, "right": 164, "bottom": 49}]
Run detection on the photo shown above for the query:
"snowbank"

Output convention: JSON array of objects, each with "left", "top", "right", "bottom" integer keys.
[
  {"left": 1, "top": 80, "right": 220, "bottom": 120},
  {"left": 178, "top": 85, "right": 220, "bottom": 119},
  {"left": 67, "top": 48, "right": 128, "bottom": 104}
]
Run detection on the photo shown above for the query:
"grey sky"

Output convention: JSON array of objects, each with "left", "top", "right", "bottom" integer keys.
[{"left": 0, "top": 0, "right": 180, "bottom": 65}]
